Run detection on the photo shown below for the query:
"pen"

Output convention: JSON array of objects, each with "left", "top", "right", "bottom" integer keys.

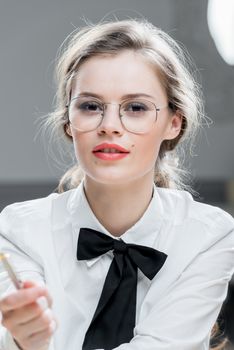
[{"left": 0, "top": 252, "right": 23, "bottom": 289}]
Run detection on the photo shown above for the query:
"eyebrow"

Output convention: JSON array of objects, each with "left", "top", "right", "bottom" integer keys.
[{"left": 76, "top": 92, "right": 155, "bottom": 100}]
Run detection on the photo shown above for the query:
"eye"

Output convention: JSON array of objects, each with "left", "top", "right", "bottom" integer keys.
[
  {"left": 128, "top": 103, "right": 146, "bottom": 111},
  {"left": 122, "top": 101, "right": 149, "bottom": 114},
  {"left": 77, "top": 100, "right": 103, "bottom": 113}
]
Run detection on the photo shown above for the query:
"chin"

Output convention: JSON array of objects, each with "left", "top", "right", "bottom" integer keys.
[
  {"left": 85, "top": 170, "right": 147, "bottom": 187},
  {"left": 90, "top": 175, "right": 130, "bottom": 186}
]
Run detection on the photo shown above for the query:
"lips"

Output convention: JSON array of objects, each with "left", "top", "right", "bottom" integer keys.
[
  {"left": 96, "top": 148, "right": 125, "bottom": 153},
  {"left": 92, "top": 143, "right": 129, "bottom": 153},
  {"left": 92, "top": 143, "right": 130, "bottom": 161}
]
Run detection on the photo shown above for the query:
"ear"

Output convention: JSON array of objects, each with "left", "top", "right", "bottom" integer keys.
[
  {"left": 65, "top": 123, "right": 73, "bottom": 138},
  {"left": 164, "top": 111, "right": 182, "bottom": 141}
]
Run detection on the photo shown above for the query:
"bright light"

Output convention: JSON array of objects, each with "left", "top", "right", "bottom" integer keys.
[{"left": 207, "top": 0, "right": 234, "bottom": 65}]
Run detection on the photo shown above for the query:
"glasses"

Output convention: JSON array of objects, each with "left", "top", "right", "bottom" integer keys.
[{"left": 66, "top": 96, "right": 169, "bottom": 134}]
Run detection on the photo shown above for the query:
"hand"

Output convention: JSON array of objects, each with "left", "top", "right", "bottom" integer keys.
[{"left": 0, "top": 280, "right": 57, "bottom": 350}]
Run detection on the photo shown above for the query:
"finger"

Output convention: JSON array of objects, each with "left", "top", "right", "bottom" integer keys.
[
  {"left": 23, "top": 281, "right": 53, "bottom": 308},
  {"left": 2, "top": 298, "right": 48, "bottom": 325},
  {"left": 40, "top": 290, "right": 53, "bottom": 308},
  {"left": 0, "top": 286, "right": 47, "bottom": 312},
  {"left": 22, "top": 280, "right": 40, "bottom": 289},
  {"left": 26, "top": 308, "right": 55, "bottom": 335},
  {"left": 16, "top": 322, "right": 55, "bottom": 350},
  {"left": 13, "top": 309, "right": 55, "bottom": 338},
  {"left": 29, "top": 319, "right": 56, "bottom": 342}
]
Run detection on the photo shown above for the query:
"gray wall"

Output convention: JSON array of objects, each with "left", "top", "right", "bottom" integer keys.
[{"left": 0, "top": 0, "right": 233, "bottom": 183}]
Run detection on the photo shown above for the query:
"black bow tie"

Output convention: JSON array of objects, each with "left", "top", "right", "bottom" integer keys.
[{"left": 77, "top": 227, "right": 167, "bottom": 350}]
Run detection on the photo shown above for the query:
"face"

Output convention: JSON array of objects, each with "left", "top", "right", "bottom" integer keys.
[{"left": 66, "top": 50, "right": 182, "bottom": 186}]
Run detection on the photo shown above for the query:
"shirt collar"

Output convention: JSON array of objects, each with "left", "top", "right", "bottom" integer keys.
[{"left": 67, "top": 180, "right": 165, "bottom": 267}]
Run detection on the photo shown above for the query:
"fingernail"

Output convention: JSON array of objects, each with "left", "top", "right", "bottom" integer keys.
[
  {"left": 36, "top": 296, "right": 48, "bottom": 310},
  {"left": 49, "top": 320, "right": 56, "bottom": 332},
  {"left": 44, "top": 308, "right": 53, "bottom": 321}
]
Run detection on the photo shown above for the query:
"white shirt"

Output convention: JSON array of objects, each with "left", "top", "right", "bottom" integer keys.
[{"left": 0, "top": 181, "right": 234, "bottom": 350}]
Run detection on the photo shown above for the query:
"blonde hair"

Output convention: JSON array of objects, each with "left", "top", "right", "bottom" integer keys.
[{"left": 45, "top": 18, "right": 207, "bottom": 193}]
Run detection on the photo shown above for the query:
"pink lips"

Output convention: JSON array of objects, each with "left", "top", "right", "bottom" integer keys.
[{"left": 92, "top": 143, "right": 130, "bottom": 161}]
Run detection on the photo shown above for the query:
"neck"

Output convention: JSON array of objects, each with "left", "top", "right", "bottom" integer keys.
[{"left": 83, "top": 174, "right": 155, "bottom": 237}]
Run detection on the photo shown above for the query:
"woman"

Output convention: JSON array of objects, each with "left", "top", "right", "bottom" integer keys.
[{"left": 0, "top": 19, "right": 233, "bottom": 350}]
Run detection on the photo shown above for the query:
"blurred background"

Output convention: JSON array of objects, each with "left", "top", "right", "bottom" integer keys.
[{"left": 0, "top": 0, "right": 233, "bottom": 348}]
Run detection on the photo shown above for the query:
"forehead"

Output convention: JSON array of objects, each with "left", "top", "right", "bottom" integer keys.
[{"left": 71, "top": 50, "right": 167, "bottom": 101}]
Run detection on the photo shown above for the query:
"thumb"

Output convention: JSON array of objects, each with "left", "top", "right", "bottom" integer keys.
[
  {"left": 22, "top": 280, "right": 53, "bottom": 308},
  {"left": 22, "top": 280, "right": 41, "bottom": 289}
]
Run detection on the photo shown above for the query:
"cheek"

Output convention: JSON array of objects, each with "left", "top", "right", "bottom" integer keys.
[
  {"left": 70, "top": 132, "right": 87, "bottom": 161},
  {"left": 135, "top": 132, "right": 163, "bottom": 161}
]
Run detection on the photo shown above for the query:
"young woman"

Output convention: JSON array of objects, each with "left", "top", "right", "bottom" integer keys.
[{"left": 0, "top": 19, "right": 234, "bottom": 350}]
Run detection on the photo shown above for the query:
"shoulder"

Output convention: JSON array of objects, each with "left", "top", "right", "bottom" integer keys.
[
  {"left": 0, "top": 189, "right": 76, "bottom": 247},
  {"left": 155, "top": 187, "right": 234, "bottom": 281},
  {"left": 0, "top": 192, "right": 57, "bottom": 231},
  {"left": 156, "top": 186, "right": 234, "bottom": 242}
]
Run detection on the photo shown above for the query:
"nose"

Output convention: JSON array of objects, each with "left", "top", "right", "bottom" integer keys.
[{"left": 97, "top": 103, "right": 125, "bottom": 136}]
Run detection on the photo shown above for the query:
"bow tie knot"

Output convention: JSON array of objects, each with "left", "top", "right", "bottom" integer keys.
[{"left": 113, "top": 239, "right": 128, "bottom": 253}]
